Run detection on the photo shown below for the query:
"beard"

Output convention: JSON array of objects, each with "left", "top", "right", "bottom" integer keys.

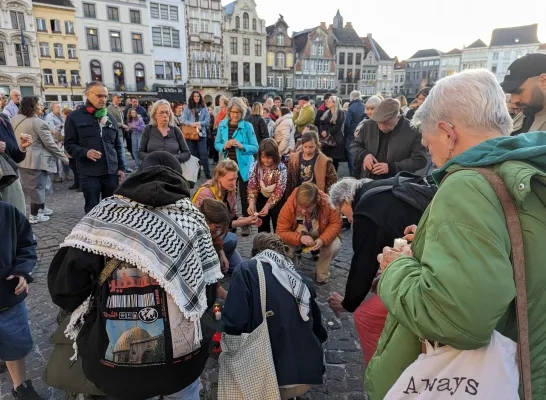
[{"left": 520, "top": 86, "right": 545, "bottom": 116}]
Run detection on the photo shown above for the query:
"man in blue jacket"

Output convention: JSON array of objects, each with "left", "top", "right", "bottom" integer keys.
[
  {"left": 123, "top": 96, "right": 149, "bottom": 125},
  {"left": 344, "top": 90, "right": 365, "bottom": 177},
  {"left": 0, "top": 200, "right": 40, "bottom": 399}
]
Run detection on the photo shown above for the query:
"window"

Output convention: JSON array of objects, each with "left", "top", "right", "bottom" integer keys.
[
  {"left": 151, "top": 3, "right": 159, "bottom": 18},
  {"left": 347, "top": 69, "right": 352, "bottom": 80},
  {"left": 213, "top": 21, "right": 220, "bottom": 36},
  {"left": 160, "top": 4, "right": 168, "bottom": 19},
  {"left": 71, "top": 70, "right": 80, "bottom": 85},
  {"left": 243, "top": 38, "right": 250, "bottom": 55},
  {"left": 286, "top": 53, "right": 293, "bottom": 68},
  {"left": 90, "top": 60, "right": 102, "bottom": 81},
  {"left": 155, "top": 61, "right": 165, "bottom": 79},
  {"left": 201, "top": 20, "right": 208, "bottom": 33},
  {"left": 48, "top": 19, "right": 61, "bottom": 33},
  {"left": 212, "top": 11, "right": 220, "bottom": 21},
  {"left": 86, "top": 28, "right": 99, "bottom": 50},
  {"left": 130, "top": 10, "right": 141, "bottom": 23},
  {"left": 355, "top": 69, "right": 360, "bottom": 80},
  {"left": 276, "top": 75, "right": 283, "bottom": 89},
  {"left": 231, "top": 62, "right": 238, "bottom": 84},
  {"left": 267, "top": 52, "right": 274, "bottom": 67},
  {"left": 68, "top": 44, "right": 77, "bottom": 59},
  {"left": 268, "top": 75, "right": 274, "bottom": 86},
  {"left": 286, "top": 77, "right": 293, "bottom": 89},
  {"left": 276, "top": 52, "right": 285, "bottom": 68},
  {"left": 422, "top": 71, "right": 427, "bottom": 79},
  {"left": 43, "top": 69, "right": 54, "bottom": 85},
  {"left": 255, "top": 63, "right": 262, "bottom": 85},
  {"left": 39, "top": 42, "right": 50, "bottom": 58},
  {"left": 348, "top": 53, "right": 353, "bottom": 65},
  {"left": 57, "top": 69, "right": 67, "bottom": 85},
  {"left": 339, "top": 52, "right": 345, "bottom": 65},
  {"left": 113, "top": 62, "right": 125, "bottom": 89},
  {"left": 243, "top": 62, "right": 250, "bottom": 83},
  {"left": 395, "top": 75, "right": 399, "bottom": 83},
  {"left": 83, "top": 3, "right": 96, "bottom": 18},
  {"left": 36, "top": 18, "right": 47, "bottom": 32},
  {"left": 64, "top": 21, "right": 75, "bottom": 34},
  {"left": 110, "top": 31, "right": 122, "bottom": 52},
  {"left": 190, "top": 19, "right": 199, "bottom": 34},
  {"left": 132, "top": 33, "right": 143, "bottom": 54},
  {"left": 252, "top": 18, "right": 257, "bottom": 31},
  {"left": 107, "top": 7, "right": 119, "bottom": 21},
  {"left": 492, "top": 66, "right": 497, "bottom": 73},
  {"left": 135, "top": 63, "right": 146, "bottom": 90},
  {"left": 53, "top": 43, "right": 64, "bottom": 58},
  {"left": 493, "top": 52, "right": 499, "bottom": 60},
  {"left": 255, "top": 40, "right": 262, "bottom": 56},
  {"left": 151, "top": 27, "right": 179, "bottom": 47},
  {"left": 243, "top": 12, "right": 249, "bottom": 29},
  {"left": 10, "top": 11, "right": 25, "bottom": 29},
  {"left": 338, "top": 68, "right": 344, "bottom": 80},
  {"left": 169, "top": 6, "right": 178, "bottom": 20},
  {"left": 151, "top": 3, "right": 177, "bottom": 20},
  {"left": 154, "top": 61, "right": 174, "bottom": 80},
  {"left": 276, "top": 34, "right": 284, "bottom": 46},
  {"left": 230, "top": 37, "right": 237, "bottom": 55},
  {"left": 235, "top": 16, "right": 240, "bottom": 29},
  {"left": 356, "top": 53, "right": 361, "bottom": 65}
]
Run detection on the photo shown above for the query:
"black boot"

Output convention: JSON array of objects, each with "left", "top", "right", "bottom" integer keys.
[
  {"left": 0, "top": 360, "right": 6, "bottom": 373},
  {"left": 12, "top": 380, "right": 42, "bottom": 400}
]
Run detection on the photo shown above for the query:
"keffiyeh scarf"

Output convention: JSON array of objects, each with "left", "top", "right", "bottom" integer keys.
[
  {"left": 253, "top": 249, "right": 311, "bottom": 321},
  {"left": 62, "top": 195, "right": 222, "bottom": 347}
]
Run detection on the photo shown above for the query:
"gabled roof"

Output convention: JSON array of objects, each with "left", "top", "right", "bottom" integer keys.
[
  {"left": 466, "top": 39, "right": 487, "bottom": 48},
  {"left": 394, "top": 57, "right": 407, "bottom": 69},
  {"left": 444, "top": 48, "right": 462, "bottom": 55},
  {"left": 409, "top": 49, "right": 442, "bottom": 59},
  {"left": 490, "top": 24, "right": 539, "bottom": 47},
  {"left": 223, "top": 1, "right": 235, "bottom": 16},
  {"left": 32, "top": 0, "right": 74, "bottom": 7},
  {"left": 293, "top": 27, "right": 317, "bottom": 54},
  {"left": 331, "top": 28, "right": 364, "bottom": 47},
  {"left": 361, "top": 36, "right": 392, "bottom": 61},
  {"left": 373, "top": 38, "right": 392, "bottom": 60},
  {"left": 266, "top": 25, "right": 275, "bottom": 35}
]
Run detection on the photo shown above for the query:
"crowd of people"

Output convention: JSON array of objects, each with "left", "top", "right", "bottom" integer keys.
[{"left": 1, "top": 52, "right": 546, "bottom": 400}]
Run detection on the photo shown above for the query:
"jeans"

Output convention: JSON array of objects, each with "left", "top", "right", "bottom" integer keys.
[
  {"left": 345, "top": 135, "right": 354, "bottom": 177},
  {"left": 132, "top": 133, "right": 142, "bottom": 168},
  {"left": 188, "top": 137, "right": 211, "bottom": 178},
  {"left": 223, "top": 232, "right": 243, "bottom": 273},
  {"left": 80, "top": 173, "right": 119, "bottom": 214},
  {"left": 117, "top": 133, "right": 128, "bottom": 171},
  {"left": 148, "top": 378, "right": 200, "bottom": 400}
]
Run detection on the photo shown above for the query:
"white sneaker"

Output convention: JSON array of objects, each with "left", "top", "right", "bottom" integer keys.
[
  {"left": 38, "top": 207, "right": 53, "bottom": 216},
  {"left": 29, "top": 214, "right": 50, "bottom": 224}
]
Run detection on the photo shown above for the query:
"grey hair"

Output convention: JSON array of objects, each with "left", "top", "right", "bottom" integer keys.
[
  {"left": 150, "top": 99, "right": 174, "bottom": 127},
  {"left": 285, "top": 98, "right": 294, "bottom": 108},
  {"left": 412, "top": 69, "right": 513, "bottom": 136},
  {"left": 329, "top": 177, "right": 373, "bottom": 208},
  {"left": 84, "top": 81, "right": 105, "bottom": 93},
  {"left": 366, "top": 95, "right": 382, "bottom": 109},
  {"left": 227, "top": 97, "right": 247, "bottom": 119},
  {"left": 0, "top": 88, "right": 6, "bottom": 96},
  {"left": 350, "top": 90, "right": 362, "bottom": 101}
]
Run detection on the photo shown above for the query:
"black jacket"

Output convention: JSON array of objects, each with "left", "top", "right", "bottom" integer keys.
[
  {"left": 0, "top": 114, "right": 26, "bottom": 167},
  {"left": 344, "top": 99, "right": 365, "bottom": 139},
  {"left": 64, "top": 107, "right": 124, "bottom": 176},
  {"left": 248, "top": 115, "right": 269, "bottom": 144},
  {"left": 223, "top": 259, "right": 327, "bottom": 387},
  {"left": 319, "top": 109, "right": 345, "bottom": 161},
  {"left": 0, "top": 201, "right": 37, "bottom": 311}
]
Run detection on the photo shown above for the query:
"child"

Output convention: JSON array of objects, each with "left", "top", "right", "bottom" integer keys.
[{"left": 247, "top": 138, "right": 287, "bottom": 233}]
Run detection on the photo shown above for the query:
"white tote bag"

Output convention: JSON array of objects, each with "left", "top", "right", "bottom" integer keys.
[
  {"left": 181, "top": 155, "right": 200, "bottom": 183},
  {"left": 384, "top": 331, "right": 519, "bottom": 399},
  {"left": 218, "top": 261, "right": 281, "bottom": 400}
]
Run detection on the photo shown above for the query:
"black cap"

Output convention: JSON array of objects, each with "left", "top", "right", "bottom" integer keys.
[
  {"left": 297, "top": 95, "right": 310, "bottom": 101},
  {"left": 500, "top": 53, "right": 546, "bottom": 93}
]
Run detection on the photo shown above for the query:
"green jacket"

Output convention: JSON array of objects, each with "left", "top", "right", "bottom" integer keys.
[
  {"left": 293, "top": 104, "right": 315, "bottom": 133},
  {"left": 366, "top": 132, "right": 546, "bottom": 399}
]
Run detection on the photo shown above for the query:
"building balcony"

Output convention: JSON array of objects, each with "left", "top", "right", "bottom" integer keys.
[
  {"left": 188, "top": 77, "right": 229, "bottom": 88},
  {"left": 200, "top": 32, "right": 214, "bottom": 42},
  {"left": 339, "top": 78, "right": 361, "bottom": 83},
  {"left": 104, "top": 83, "right": 151, "bottom": 92},
  {"left": 271, "top": 66, "right": 291, "bottom": 71}
]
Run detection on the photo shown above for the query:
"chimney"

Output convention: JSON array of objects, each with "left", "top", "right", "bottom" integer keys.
[
  {"left": 345, "top": 22, "right": 353, "bottom": 29},
  {"left": 320, "top": 22, "right": 326, "bottom": 30},
  {"left": 367, "top": 33, "right": 372, "bottom": 38}
]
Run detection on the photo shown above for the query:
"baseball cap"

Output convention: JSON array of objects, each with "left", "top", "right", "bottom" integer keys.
[
  {"left": 500, "top": 53, "right": 546, "bottom": 93},
  {"left": 371, "top": 98, "right": 400, "bottom": 123}
]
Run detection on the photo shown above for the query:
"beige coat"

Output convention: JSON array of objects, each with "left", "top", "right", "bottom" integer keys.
[{"left": 11, "top": 115, "right": 68, "bottom": 172}]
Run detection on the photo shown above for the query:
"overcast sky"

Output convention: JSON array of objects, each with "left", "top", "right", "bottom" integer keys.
[{"left": 224, "top": 0, "right": 546, "bottom": 60}]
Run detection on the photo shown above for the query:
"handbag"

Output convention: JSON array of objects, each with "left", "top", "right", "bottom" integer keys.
[
  {"left": 181, "top": 155, "right": 200, "bottom": 184},
  {"left": 44, "top": 259, "right": 121, "bottom": 396},
  {"left": 320, "top": 131, "right": 337, "bottom": 148},
  {"left": 0, "top": 153, "right": 18, "bottom": 190},
  {"left": 218, "top": 261, "right": 281, "bottom": 400},
  {"left": 182, "top": 125, "right": 200, "bottom": 141},
  {"left": 384, "top": 167, "right": 532, "bottom": 400}
]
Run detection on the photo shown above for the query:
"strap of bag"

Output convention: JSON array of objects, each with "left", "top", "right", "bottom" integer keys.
[
  {"left": 444, "top": 167, "right": 532, "bottom": 399},
  {"left": 98, "top": 258, "right": 122, "bottom": 285},
  {"left": 256, "top": 260, "right": 267, "bottom": 319}
]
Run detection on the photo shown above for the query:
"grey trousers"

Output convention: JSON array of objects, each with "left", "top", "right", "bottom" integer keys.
[{"left": 18, "top": 167, "right": 48, "bottom": 204}]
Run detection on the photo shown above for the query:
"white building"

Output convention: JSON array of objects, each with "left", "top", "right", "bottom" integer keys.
[
  {"left": 392, "top": 57, "right": 406, "bottom": 96},
  {"left": 73, "top": 0, "right": 155, "bottom": 97},
  {"left": 0, "top": 0, "right": 41, "bottom": 96},
  {"left": 185, "top": 0, "right": 227, "bottom": 103},
  {"left": 148, "top": 0, "right": 187, "bottom": 102},
  {"left": 223, "top": 0, "right": 266, "bottom": 102},
  {"left": 461, "top": 39, "right": 488, "bottom": 71},
  {"left": 440, "top": 48, "right": 462, "bottom": 78},
  {"left": 487, "top": 24, "right": 540, "bottom": 82},
  {"left": 361, "top": 34, "right": 393, "bottom": 97}
]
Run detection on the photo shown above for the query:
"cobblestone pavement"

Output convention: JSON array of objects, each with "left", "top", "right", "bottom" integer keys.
[{"left": 0, "top": 163, "right": 368, "bottom": 400}]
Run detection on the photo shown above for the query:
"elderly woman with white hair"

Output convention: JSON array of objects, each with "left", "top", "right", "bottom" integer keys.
[
  {"left": 365, "top": 69, "right": 546, "bottom": 399},
  {"left": 138, "top": 99, "right": 191, "bottom": 164},
  {"left": 353, "top": 95, "right": 383, "bottom": 141},
  {"left": 215, "top": 97, "right": 259, "bottom": 236}
]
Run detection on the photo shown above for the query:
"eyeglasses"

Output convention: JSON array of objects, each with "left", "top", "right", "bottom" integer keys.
[
  {"left": 88, "top": 92, "right": 108, "bottom": 99},
  {"left": 230, "top": 111, "right": 242, "bottom": 115}
]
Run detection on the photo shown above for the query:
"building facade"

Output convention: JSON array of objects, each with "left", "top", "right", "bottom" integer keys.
[
  {"left": 149, "top": 0, "right": 187, "bottom": 102},
  {"left": 487, "top": 24, "right": 540, "bottom": 82},
  {"left": 404, "top": 49, "right": 441, "bottom": 97},
  {"left": 439, "top": 48, "right": 461, "bottom": 78},
  {"left": 265, "top": 14, "right": 294, "bottom": 100},
  {"left": 361, "top": 33, "right": 393, "bottom": 98},
  {"left": 0, "top": 0, "right": 41, "bottom": 96},
  {"left": 73, "top": 0, "right": 154, "bottom": 98},
  {"left": 328, "top": 12, "right": 366, "bottom": 101},
  {"left": 461, "top": 39, "right": 488, "bottom": 71},
  {"left": 392, "top": 57, "right": 406, "bottom": 97},
  {"left": 185, "top": 0, "right": 227, "bottom": 103},
  {"left": 33, "top": 0, "right": 83, "bottom": 106},
  {"left": 223, "top": 0, "right": 266, "bottom": 103},
  {"left": 293, "top": 25, "right": 336, "bottom": 101}
]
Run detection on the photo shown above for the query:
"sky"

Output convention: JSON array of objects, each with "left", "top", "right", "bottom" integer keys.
[{"left": 224, "top": 0, "right": 546, "bottom": 60}]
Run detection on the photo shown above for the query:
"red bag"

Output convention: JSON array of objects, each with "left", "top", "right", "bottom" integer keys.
[{"left": 353, "top": 295, "right": 388, "bottom": 365}]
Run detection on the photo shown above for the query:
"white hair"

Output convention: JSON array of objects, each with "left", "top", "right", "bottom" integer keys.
[
  {"left": 329, "top": 177, "right": 373, "bottom": 208},
  {"left": 366, "top": 95, "right": 382, "bottom": 109},
  {"left": 150, "top": 99, "right": 174, "bottom": 126},
  {"left": 227, "top": 97, "right": 247, "bottom": 119},
  {"left": 350, "top": 90, "right": 362, "bottom": 101},
  {"left": 412, "top": 69, "right": 513, "bottom": 136}
]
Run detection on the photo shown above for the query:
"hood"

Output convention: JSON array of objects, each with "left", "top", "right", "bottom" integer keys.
[
  {"left": 115, "top": 165, "right": 190, "bottom": 207},
  {"left": 433, "top": 131, "right": 546, "bottom": 183}
]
